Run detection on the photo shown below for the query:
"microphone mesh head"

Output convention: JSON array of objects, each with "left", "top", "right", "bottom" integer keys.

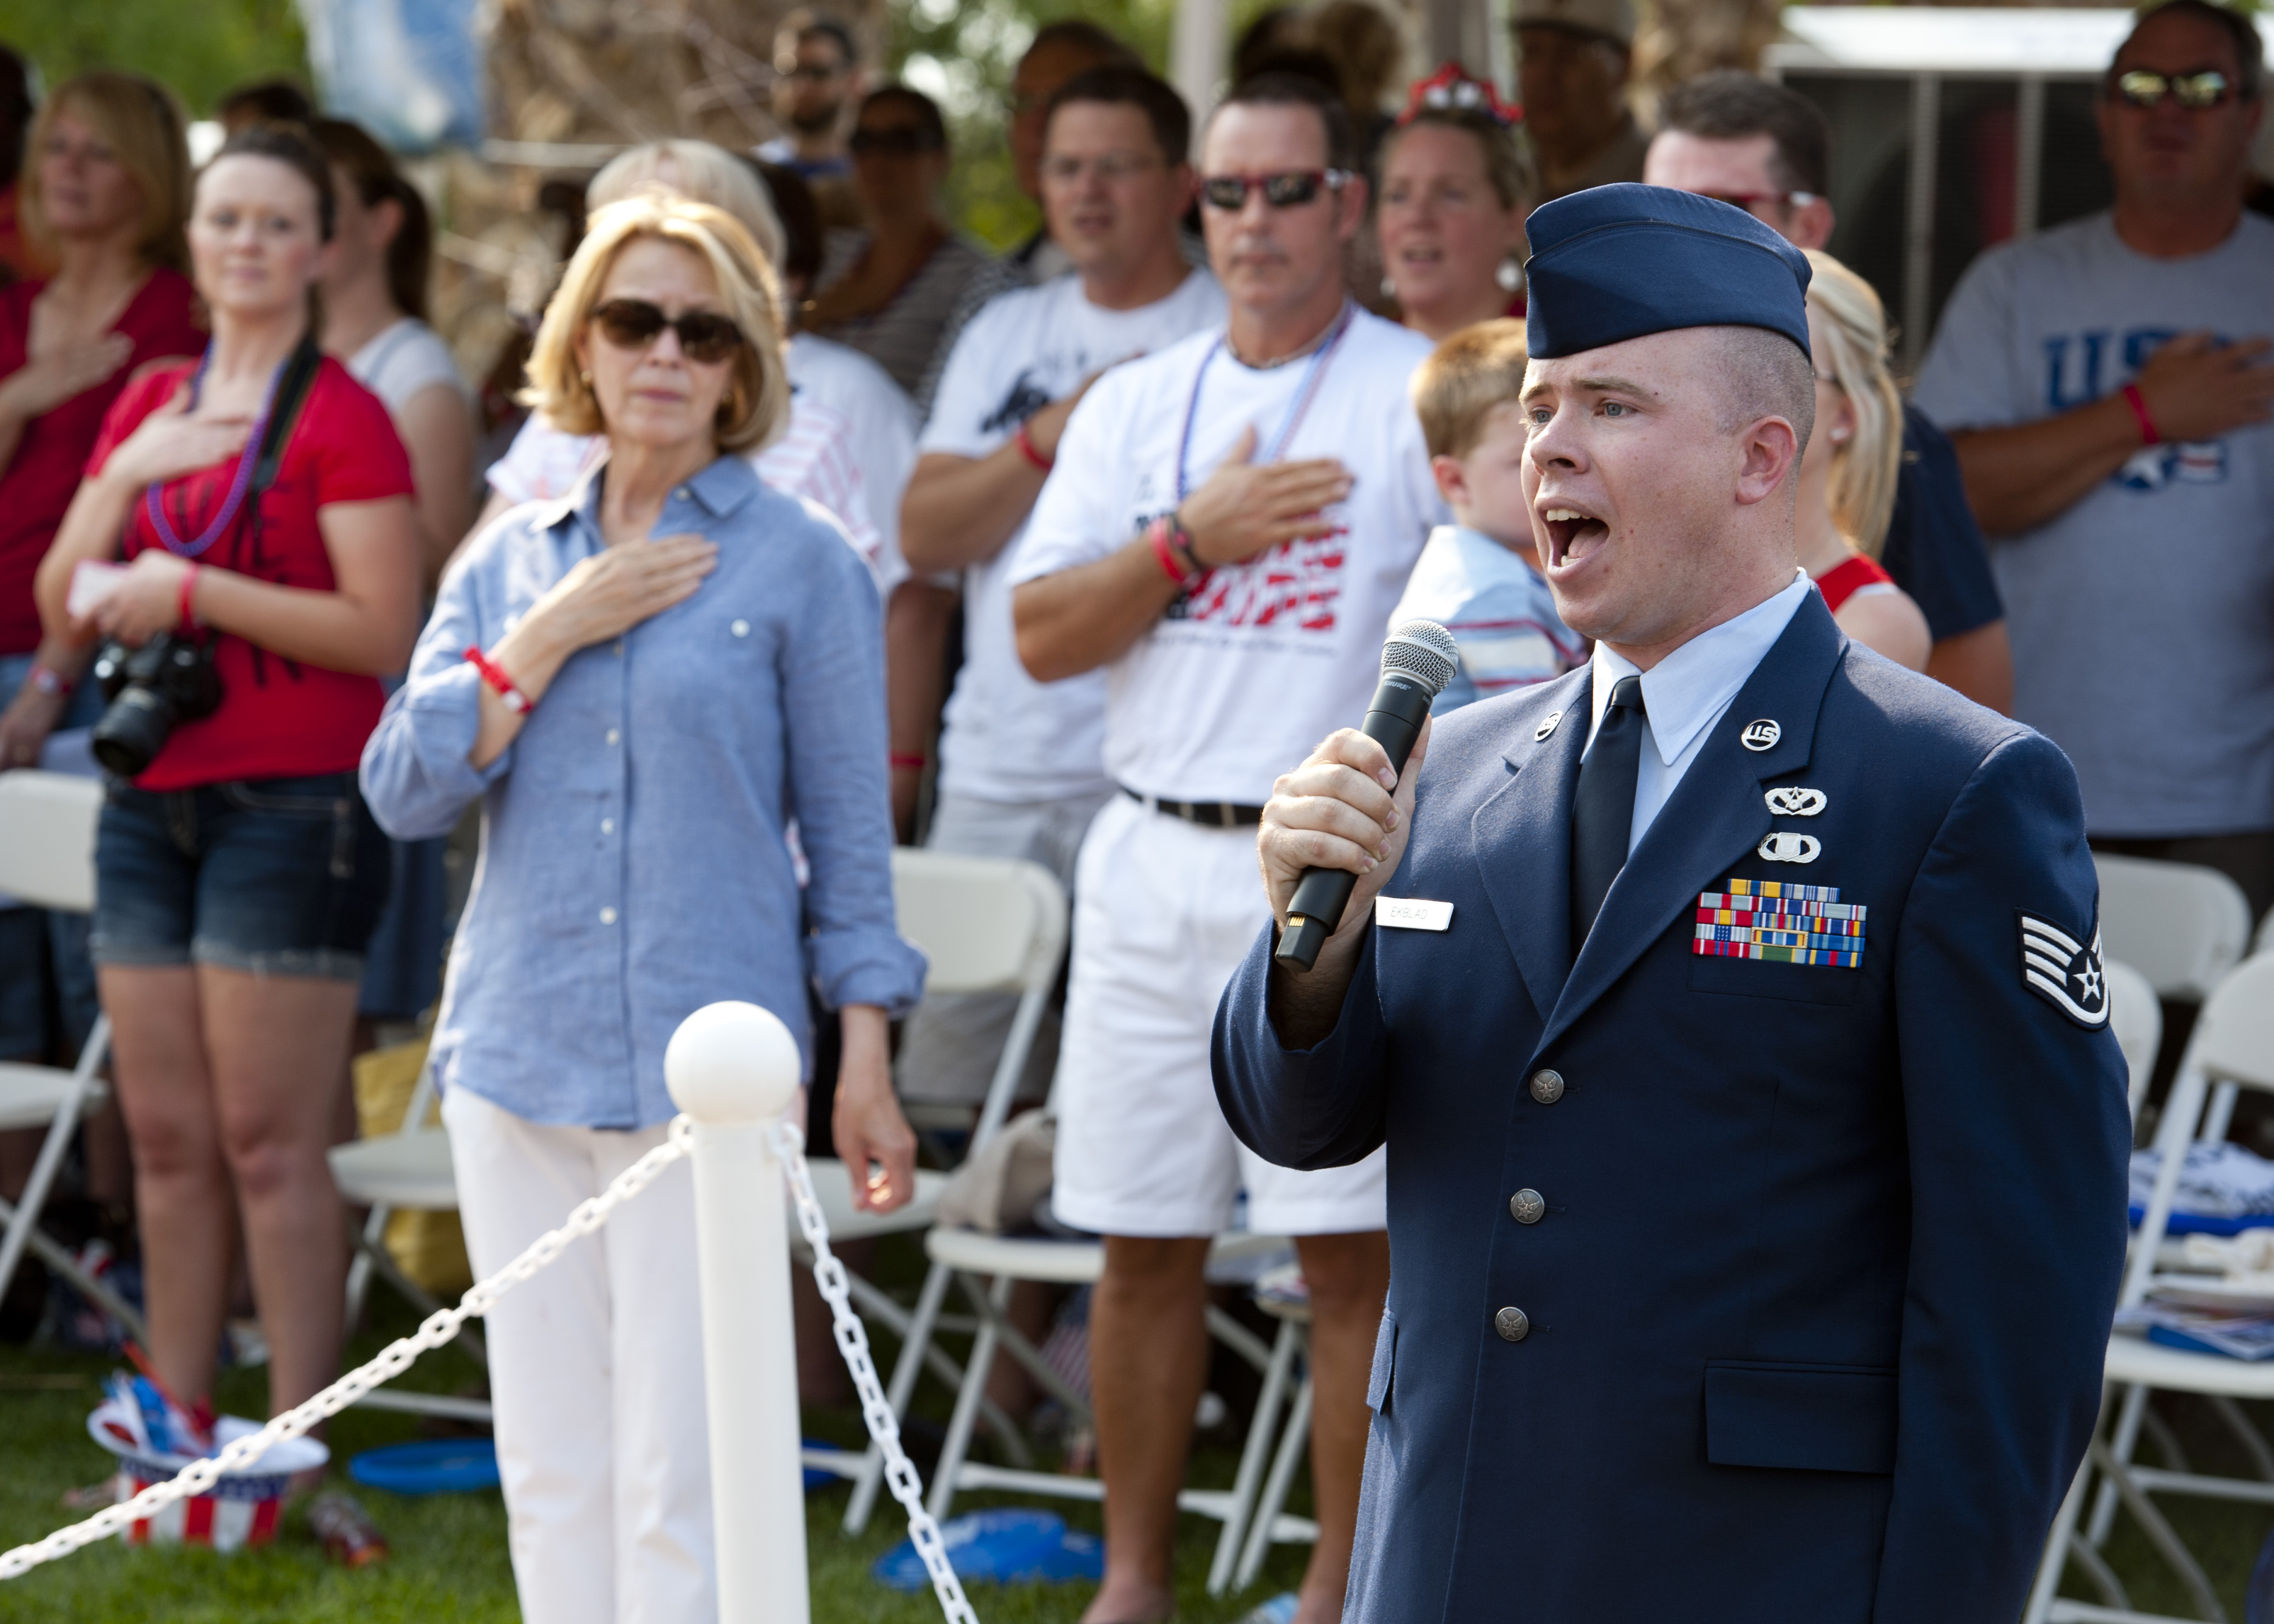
[{"left": 1382, "top": 619, "right": 1459, "bottom": 698}]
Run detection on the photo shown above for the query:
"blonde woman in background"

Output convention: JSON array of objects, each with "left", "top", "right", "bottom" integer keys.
[
  {"left": 1797, "top": 248, "right": 1932, "bottom": 670},
  {"left": 361, "top": 194, "right": 921, "bottom": 1623}
]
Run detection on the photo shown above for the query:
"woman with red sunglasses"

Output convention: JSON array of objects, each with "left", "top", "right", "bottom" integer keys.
[{"left": 1376, "top": 65, "right": 1537, "bottom": 342}]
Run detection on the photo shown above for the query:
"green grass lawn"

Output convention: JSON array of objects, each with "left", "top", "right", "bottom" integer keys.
[
  {"left": 2, "top": 1256, "right": 2270, "bottom": 1622},
  {"left": 0, "top": 1234, "right": 1315, "bottom": 1624}
]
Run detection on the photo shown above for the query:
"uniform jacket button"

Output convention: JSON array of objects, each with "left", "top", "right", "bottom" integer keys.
[
  {"left": 1510, "top": 1188, "right": 1545, "bottom": 1225},
  {"left": 1495, "top": 1306, "right": 1531, "bottom": 1342},
  {"left": 1529, "top": 1069, "right": 1565, "bottom": 1104}
]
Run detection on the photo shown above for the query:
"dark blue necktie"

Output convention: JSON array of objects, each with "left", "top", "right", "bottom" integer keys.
[{"left": 1571, "top": 675, "right": 1647, "bottom": 948}]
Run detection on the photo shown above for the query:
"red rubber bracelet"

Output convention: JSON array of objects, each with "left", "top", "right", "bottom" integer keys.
[
  {"left": 2120, "top": 381, "right": 2161, "bottom": 447},
  {"left": 1147, "top": 517, "right": 1200, "bottom": 589},
  {"left": 464, "top": 645, "right": 533, "bottom": 714},
  {"left": 1012, "top": 418, "right": 1054, "bottom": 473},
  {"left": 889, "top": 752, "right": 928, "bottom": 771},
  {"left": 176, "top": 563, "right": 201, "bottom": 632}
]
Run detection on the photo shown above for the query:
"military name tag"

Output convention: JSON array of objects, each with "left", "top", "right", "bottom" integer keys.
[
  {"left": 1695, "top": 878, "right": 1866, "bottom": 968},
  {"left": 1376, "top": 896, "right": 1454, "bottom": 931}
]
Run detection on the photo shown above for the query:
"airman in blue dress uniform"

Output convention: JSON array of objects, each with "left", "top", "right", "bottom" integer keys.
[{"left": 1212, "top": 185, "right": 2130, "bottom": 1622}]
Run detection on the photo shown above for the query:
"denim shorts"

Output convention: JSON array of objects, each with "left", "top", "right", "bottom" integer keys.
[{"left": 92, "top": 771, "right": 391, "bottom": 980}]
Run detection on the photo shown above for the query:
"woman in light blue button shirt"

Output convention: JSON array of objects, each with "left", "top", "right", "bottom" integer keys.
[{"left": 361, "top": 193, "right": 924, "bottom": 1624}]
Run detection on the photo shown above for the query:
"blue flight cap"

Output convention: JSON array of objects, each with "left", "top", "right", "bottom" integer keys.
[{"left": 1524, "top": 183, "right": 1813, "bottom": 361}]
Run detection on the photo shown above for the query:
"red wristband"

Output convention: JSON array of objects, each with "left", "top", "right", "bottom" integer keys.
[
  {"left": 1147, "top": 516, "right": 1204, "bottom": 590},
  {"left": 176, "top": 563, "right": 202, "bottom": 632},
  {"left": 1012, "top": 418, "right": 1054, "bottom": 473},
  {"left": 26, "top": 664, "right": 72, "bottom": 699},
  {"left": 464, "top": 645, "right": 533, "bottom": 714},
  {"left": 889, "top": 752, "right": 928, "bottom": 771},
  {"left": 2120, "top": 381, "right": 2161, "bottom": 447}
]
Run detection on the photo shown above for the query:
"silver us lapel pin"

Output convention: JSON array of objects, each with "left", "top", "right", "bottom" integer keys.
[
  {"left": 1534, "top": 710, "right": 1563, "bottom": 742},
  {"left": 1741, "top": 719, "right": 1781, "bottom": 751}
]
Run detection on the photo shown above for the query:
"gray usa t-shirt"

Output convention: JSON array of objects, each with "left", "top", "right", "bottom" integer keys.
[{"left": 1913, "top": 210, "right": 2274, "bottom": 839}]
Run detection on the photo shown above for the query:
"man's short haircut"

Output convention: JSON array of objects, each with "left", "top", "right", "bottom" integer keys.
[
  {"left": 2114, "top": 0, "right": 2263, "bottom": 100},
  {"left": 750, "top": 159, "right": 824, "bottom": 288},
  {"left": 1657, "top": 70, "right": 1829, "bottom": 196},
  {"left": 1047, "top": 66, "right": 1193, "bottom": 165},
  {"left": 1713, "top": 326, "right": 1817, "bottom": 465},
  {"left": 1028, "top": 20, "right": 1142, "bottom": 69},
  {"left": 1209, "top": 70, "right": 1357, "bottom": 173},
  {"left": 801, "top": 18, "right": 858, "bottom": 64},
  {"left": 1411, "top": 319, "right": 1529, "bottom": 459}
]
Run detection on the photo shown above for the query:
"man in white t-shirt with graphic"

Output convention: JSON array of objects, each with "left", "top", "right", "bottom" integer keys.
[
  {"left": 1011, "top": 72, "right": 1444, "bottom": 1624},
  {"left": 898, "top": 66, "right": 1224, "bottom": 1109},
  {"left": 1913, "top": 0, "right": 2274, "bottom": 916}
]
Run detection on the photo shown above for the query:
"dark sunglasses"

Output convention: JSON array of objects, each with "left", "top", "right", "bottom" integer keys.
[
  {"left": 1200, "top": 169, "right": 1353, "bottom": 210},
  {"left": 2112, "top": 69, "right": 2234, "bottom": 109},
  {"left": 849, "top": 126, "right": 945, "bottom": 157},
  {"left": 589, "top": 299, "right": 746, "bottom": 364}
]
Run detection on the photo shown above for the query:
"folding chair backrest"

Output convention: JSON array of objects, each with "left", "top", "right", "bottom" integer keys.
[
  {"left": 2105, "top": 958, "right": 2162, "bottom": 1125},
  {"left": 891, "top": 850, "right": 1068, "bottom": 998},
  {"left": 2094, "top": 854, "right": 2252, "bottom": 1003},
  {"left": 2191, "top": 956, "right": 2274, "bottom": 1096},
  {"left": 0, "top": 771, "right": 101, "bottom": 914},
  {"left": 2256, "top": 910, "right": 2274, "bottom": 960}
]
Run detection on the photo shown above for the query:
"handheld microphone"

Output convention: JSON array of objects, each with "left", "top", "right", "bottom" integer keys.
[{"left": 1275, "top": 619, "right": 1458, "bottom": 972}]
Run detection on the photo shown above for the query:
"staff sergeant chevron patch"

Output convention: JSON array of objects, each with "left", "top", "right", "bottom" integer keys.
[{"left": 2019, "top": 911, "right": 2109, "bottom": 1029}]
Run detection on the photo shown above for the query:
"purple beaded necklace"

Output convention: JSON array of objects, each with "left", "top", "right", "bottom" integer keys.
[{"left": 143, "top": 346, "right": 287, "bottom": 559}]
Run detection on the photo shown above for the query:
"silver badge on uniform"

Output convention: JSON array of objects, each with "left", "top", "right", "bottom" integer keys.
[
  {"left": 1741, "top": 719, "right": 1781, "bottom": 752},
  {"left": 1757, "top": 831, "right": 1820, "bottom": 864},
  {"left": 1764, "top": 786, "right": 1826, "bottom": 816},
  {"left": 1534, "top": 710, "right": 1563, "bottom": 742},
  {"left": 2020, "top": 912, "right": 2109, "bottom": 1029}
]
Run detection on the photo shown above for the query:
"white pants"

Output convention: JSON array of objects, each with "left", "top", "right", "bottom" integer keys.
[
  {"left": 897, "top": 787, "right": 1110, "bottom": 1106},
  {"left": 442, "top": 1086, "right": 715, "bottom": 1624},
  {"left": 1052, "top": 793, "right": 1387, "bottom": 1238}
]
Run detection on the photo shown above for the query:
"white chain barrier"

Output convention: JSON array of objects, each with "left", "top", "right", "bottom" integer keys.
[
  {"left": 772, "top": 1120, "right": 979, "bottom": 1624},
  {"left": 0, "top": 1111, "right": 985, "bottom": 1624}
]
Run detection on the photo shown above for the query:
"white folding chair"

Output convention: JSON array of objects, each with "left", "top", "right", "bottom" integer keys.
[
  {"left": 0, "top": 771, "right": 141, "bottom": 1342},
  {"left": 327, "top": 1063, "right": 493, "bottom": 1422},
  {"left": 830, "top": 849, "right": 1070, "bottom": 1529},
  {"left": 1224, "top": 1285, "right": 1322, "bottom": 1595},
  {"left": 2094, "top": 855, "right": 2253, "bottom": 1006},
  {"left": 2106, "top": 960, "right": 2164, "bottom": 1129},
  {"left": 918, "top": 1223, "right": 1313, "bottom": 1596},
  {"left": 2026, "top": 955, "right": 2274, "bottom": 1624}
]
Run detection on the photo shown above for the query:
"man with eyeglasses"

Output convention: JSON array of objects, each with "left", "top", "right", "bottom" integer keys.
[
  {"left": 1645, "top": 70, "right": 2016, "bottom": 715},
  {"left": 757, "top": 12, "right": 864, "bottom": 230},
  {"left": 1914, "top": 0, "right": 2274, "bottom": 919},
  {"left": 895, "top": 68, "right": 1223, "bottom": 1125},
  {"left": 1009, "top": 70, "right": 1443, "bottom": 1624},
  {"left": 1515, "top": 0, "right": 1649, "bottom": 203}
]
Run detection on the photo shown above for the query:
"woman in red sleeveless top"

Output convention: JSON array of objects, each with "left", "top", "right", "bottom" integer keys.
[{"left": 1796, "top": 250, "right": 1931, "bottom": 670}]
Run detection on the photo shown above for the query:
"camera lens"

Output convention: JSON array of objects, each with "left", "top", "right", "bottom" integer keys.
[{"left": 90, "top": 686, "right": 178, "bottom": 778}]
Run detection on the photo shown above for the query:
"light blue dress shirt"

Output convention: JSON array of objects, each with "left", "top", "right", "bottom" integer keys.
[
  {"left": 360, "top": 453, "right": 926, "bottom": 1130},
  {"left": 1585, "top": 571, "right": 1812, "bottom": 858}
]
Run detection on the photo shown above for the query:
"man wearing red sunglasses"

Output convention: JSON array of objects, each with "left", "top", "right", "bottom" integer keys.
[
  {"left": 1914, "top": 0, "right": 2274, "bottom": 921},
  {"left": 1012, "top": 69, "right": 1444, "bottom": 1624}
]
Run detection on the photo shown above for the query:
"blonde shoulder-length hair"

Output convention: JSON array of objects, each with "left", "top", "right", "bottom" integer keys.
[
  {"left": 23, "top": 70, "right": 194, "bottom": 274},
  {"left": 525, "top": 194, "right": 790, "bottom": 456},
  {"left": 1803, "top": 248, "right": 1904, "bottom": 559}
]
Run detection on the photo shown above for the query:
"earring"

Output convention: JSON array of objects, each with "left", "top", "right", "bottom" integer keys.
[
  {"left": 579, "top": 368, "right": 591, "bottom": 384},
  {"left": 1496, "top": 258, "right": 1522, "bottom": 292},
  {"left": 1381, "top": 276, "right": 1398, "bottom": 299},
  {"left": 1831, "top": 428, "right": 1851, "bottom": 444}
]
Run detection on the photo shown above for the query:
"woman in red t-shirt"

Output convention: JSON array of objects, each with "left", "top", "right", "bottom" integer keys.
[
  {"left": 36, "top": 123, "right": 418, "bottom": 1445},
  {"left": 0, "top": 72, "right": 206, "bottom": 767},
  {"left": 1796, "top": 250, "right": 1932, "bottom": 671},
  {"left": 1378, "top": 66, "right": 1533, "bottom": 343}
]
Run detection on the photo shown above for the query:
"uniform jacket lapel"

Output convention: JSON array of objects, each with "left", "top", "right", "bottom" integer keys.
[
  {"left": 1469, "top": 667, "right": 1593, "bottom": 1024},
  {"left": 1541, "top": 595, "right": 1846, "bottom": 1051}
]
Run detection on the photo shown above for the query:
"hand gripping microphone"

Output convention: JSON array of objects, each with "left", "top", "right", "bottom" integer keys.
[{"left": 1275, "top": 619, "right": 1459, "bottom": 973}]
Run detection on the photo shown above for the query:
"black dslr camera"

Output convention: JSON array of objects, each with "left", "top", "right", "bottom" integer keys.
[{"left": 90, "top": 633, "right": 223, "bottom": 777}]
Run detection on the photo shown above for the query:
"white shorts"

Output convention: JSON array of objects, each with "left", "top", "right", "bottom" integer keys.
[{"left": 1051, "top": 793, "right": 1387, "bottom": 1238}]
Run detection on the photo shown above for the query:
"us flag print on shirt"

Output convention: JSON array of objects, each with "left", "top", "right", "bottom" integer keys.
[{"left": 1165, "top": 525, "right": 1348, "bottom": 632}]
